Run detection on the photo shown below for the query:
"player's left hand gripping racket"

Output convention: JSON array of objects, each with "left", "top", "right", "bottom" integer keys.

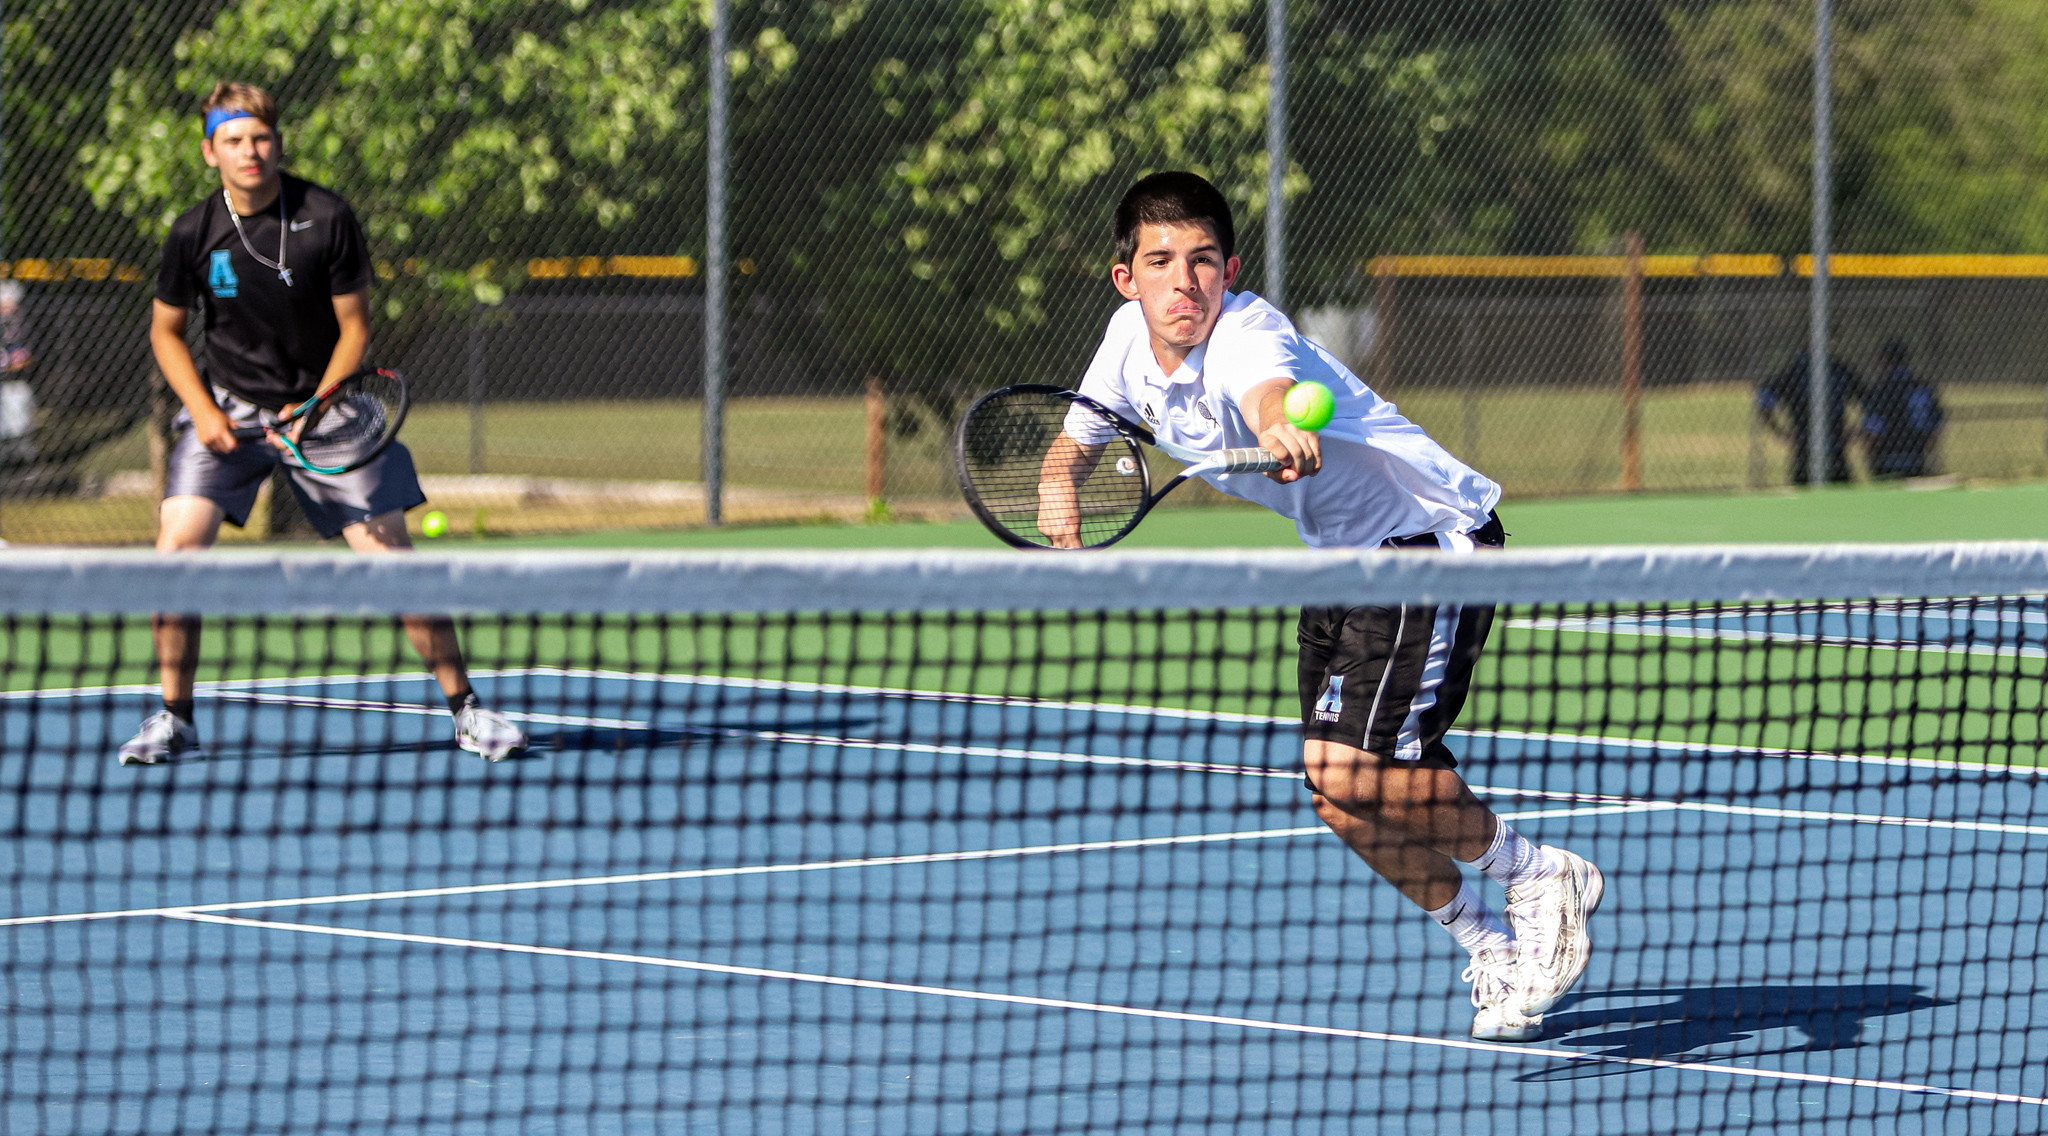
[
  {"left": 233, "top": 366, "right": 410, "bottom": 476},
  {"left": 955, "top": 383, "right": 1282, "bottom": 550}
]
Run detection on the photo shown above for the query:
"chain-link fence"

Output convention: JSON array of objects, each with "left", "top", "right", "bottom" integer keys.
[{"left": 7, "top": 0, "right": 2045, "bottom": 543}]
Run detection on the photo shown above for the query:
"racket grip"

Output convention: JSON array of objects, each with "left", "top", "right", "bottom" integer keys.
[{"left": 1218, "top": 447, "right": 1285, "bottom": 473}]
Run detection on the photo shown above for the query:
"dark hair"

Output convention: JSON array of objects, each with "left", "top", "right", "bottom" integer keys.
[{"left": 1113, "top": 171, "right": 1234, "bottom": 266}]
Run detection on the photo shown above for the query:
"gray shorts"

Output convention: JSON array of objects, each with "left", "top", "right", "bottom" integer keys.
[{"left": 165, "top": 386, "right": 426, "bottom": 539}]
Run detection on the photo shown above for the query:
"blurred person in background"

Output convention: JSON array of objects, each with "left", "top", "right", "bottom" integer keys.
[
  {"left": 1757, "top": 346, "right": 1865, "bottom": 484},
  {"left": 1861, "top": 339, "right": 1944, "bottom": 479},
  {"left": 0, "top": 281, "right": 34, "bottom": 465}
]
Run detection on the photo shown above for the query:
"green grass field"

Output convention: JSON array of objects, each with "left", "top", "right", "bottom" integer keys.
[
  {"left": 474, "top": 477, "right": 2048, "bottom": 550},
  {"left": 38, "top": 380, "right": 2048, "bottom": 545}
]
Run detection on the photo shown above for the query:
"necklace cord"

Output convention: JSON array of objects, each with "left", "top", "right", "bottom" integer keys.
[{"left": 224, "top": 186, "right": 292, "bottom": 286}]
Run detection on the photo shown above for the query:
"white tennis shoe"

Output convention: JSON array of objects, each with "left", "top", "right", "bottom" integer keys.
[
  {"left": 117, "top": 711, "right": 205, "bottom": 765},
  {"left": 1505, "top": 846, "right": 1605, "bottom": 1017},
  {"left": 1464, "top": 947, "right": 1543, "bottom": 1043},
  {"left": 454, "top": 696, "right": 529, "bottom": 762}
]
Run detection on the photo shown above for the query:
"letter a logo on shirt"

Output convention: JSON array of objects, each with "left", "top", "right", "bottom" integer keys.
[
  {"left": 1314, "top": 674, "right": 1344, "bottom": 721},
  {"left": 209, "top": 249, "right": 240, "bottom": 298}
]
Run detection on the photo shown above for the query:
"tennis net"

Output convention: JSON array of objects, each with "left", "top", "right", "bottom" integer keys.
[{"left": 3, "top": 545, "right": 2046, "bottom": 1134}]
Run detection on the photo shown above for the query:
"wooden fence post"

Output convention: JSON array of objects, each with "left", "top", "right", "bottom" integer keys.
[
  {"left": 864, "top": 376, "right": 886, "bottom": 507},
  {"left": 1372, "top": 257, "right": 1397, "bottom": 394}
]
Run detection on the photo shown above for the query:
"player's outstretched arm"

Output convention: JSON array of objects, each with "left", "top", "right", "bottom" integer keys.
[
  {"left": 1037, "top": 433, "right": 1105, "bottom": 549},
  {"left": 150, "top": 300, "right": 238, "bottom": 454},
  {"left": 1242, "top": 378, "right": 1322, "bottom": 483}
]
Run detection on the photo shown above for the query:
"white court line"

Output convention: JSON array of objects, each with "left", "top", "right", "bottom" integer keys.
[
  {"left": 1531, "top": 598, "right": 2048, "bottom": 630},
  {"left": 1508, "top": 616, "right": 2048, "bottom": 660},
  {"left": 10, "top": 665, "right": 2042, "bottom": 777},
  {"left": 695, "top": 731, "right": 2048, "bottom": 837},
  {"left": 739, "top": 729, "right": 1303, "bottom": 780},
  {"left": 1466, "top": 789, "right": 2048, "bottom": 838},
  {"left": 208, "top": 691, "right": 649, "bottom": 731},
  {"left": 634, "top": 727, "right": 2048, "bottom": 838},
  {"left": 561, "top": 667, "right": 1287, "bottom": 724},
  {"left": 161, "top": 910, "right": 2048, "bottom": 1110},
  {"left": 17, "top": 682, "right": 2040, "bottom": 839},
  {"left": 523, "top": 668, "right": 2048, "bottom": 777},
  {"left": 156, "top": 693, "right": 2048, "bottom": 837},
  {"left": 0, "top": 803, "right": 1632, "bottom": 929},
  {"left": 1460, "top": 727, "right": 2046, "bottom": 778}
]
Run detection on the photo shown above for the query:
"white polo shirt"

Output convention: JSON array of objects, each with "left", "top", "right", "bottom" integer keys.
[{"left": 1072, "top": 291, "right": 1501, "bottom": 549}]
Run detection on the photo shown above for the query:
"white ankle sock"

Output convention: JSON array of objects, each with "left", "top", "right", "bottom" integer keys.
[
  {"left": 1469, "top": 821, "right": 1554, "bottom": 891},
  {"left": 1426, "top": 880, "right": 1513, "bottom": 959}
]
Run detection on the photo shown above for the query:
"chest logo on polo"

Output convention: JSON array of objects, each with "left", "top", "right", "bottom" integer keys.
[
  {"left": 1139, "top": 402, "right": 1160, "bottom": 426},
  {"left": 1196, "top": 397, "right": 1216, "bottom": 424},
  {"left": 208, "top": 250, "right": 240, "bottom": 298}
]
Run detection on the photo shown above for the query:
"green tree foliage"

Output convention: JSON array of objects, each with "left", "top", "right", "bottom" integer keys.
[
  {"left": 1663, "top": 0, "right": 2048, "bottom": 254},
  {"left": 5, "top": 0, "right": 211, "bottom": 260},
  {"left": 47, "top": 0, "right": 2048, "bottom": 395},
  {"left": 77, "top": 0, "right": 852, "bottom": 340},
  {"left": 791, "top": 0, "right": 1280, "bottom": 399}
]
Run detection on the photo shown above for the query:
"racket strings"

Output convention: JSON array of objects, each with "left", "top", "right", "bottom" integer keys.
[
  {"left": 293, "top": 373, "right": 406, "bottom": 470},
  {"left": 960, "top": 389, "right": 1150, "bottom": 548}
]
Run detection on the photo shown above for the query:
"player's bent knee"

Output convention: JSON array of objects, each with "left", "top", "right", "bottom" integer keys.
[
  {"left": 1304, "top": 748, "right": 1389, "bottom": 813},
  {"left": 156, "top": 496, "right": 224, "bottom": 552},
  {"left": 343, "top": 510, "right": 414, "bottom": 553}
]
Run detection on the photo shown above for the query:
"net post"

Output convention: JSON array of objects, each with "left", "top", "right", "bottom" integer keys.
[
  {"left": 1264, "top": 0, "right": 1286, "bottom": 310},
  {"left": 863, "top": 375, "right": 886, "bottom": 508},
  {"left": 1809, "top": 0, "right": 1833, "bottom": 489},
  {"left": 1621, "top": 230, "right": 1644, "bottom": 492},
  {"left": 703, "top": 0, "right": 730, "bottom": 526}
]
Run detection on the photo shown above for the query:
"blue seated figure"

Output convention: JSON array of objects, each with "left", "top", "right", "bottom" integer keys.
[{"left": 1861, "top": 339, "right": 1944, "bottom": 479}]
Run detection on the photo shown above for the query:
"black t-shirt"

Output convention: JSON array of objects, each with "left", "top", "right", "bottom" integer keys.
[{"left": 156, "top": 174, "right": 373, "bottom": 409}]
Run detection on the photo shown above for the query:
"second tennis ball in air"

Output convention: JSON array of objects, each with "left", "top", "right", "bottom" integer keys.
[
  {"left": 421, "top": 511, "right": 449, "bottom": 538},
  {"left": 1284, "top": 381, "right": 1336, "bottom": 431}
]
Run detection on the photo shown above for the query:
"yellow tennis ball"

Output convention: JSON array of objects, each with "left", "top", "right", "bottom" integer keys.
[
  {"left": 1284, "top": 381, "right": 1336, "bottom": 431},
  {"left": 421, "top": 510, "right": 449, "bottom": 538}
]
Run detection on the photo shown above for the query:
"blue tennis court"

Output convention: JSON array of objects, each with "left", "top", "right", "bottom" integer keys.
[{"left": 4, "top": 652, "right": 2044, "bottom": 1135}]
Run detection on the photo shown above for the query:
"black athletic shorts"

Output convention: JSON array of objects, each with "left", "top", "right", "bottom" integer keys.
[
  {"left": 164, "top": 384, "right": 426, "bottom": 540},
  {"left": 1299, "top": 513, "right": 1505, "bottom": 780}
]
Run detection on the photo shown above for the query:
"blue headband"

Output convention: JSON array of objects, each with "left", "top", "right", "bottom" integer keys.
[{"left": 204, "top": 108, "right": 257, "bottom": 138}]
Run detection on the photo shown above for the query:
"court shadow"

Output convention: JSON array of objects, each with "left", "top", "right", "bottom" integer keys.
[
  {"left": 681, "top": 715, "right": 881, "bottom": 737},
  {"left": 1517, "top": 984, "right": 1947, "bottom": 1081},
  {"left": 101, "top": 718, "right": 885, "bottom": 766},
  {"left": 531, "top": 726, "right": 708, "bottom": 753}
]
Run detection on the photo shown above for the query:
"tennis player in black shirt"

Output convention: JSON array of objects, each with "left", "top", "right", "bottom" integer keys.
[{"left": 121, "top": 81, "right": 527, "bottom": 766}]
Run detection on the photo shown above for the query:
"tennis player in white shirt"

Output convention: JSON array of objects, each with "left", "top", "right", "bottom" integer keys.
[{"left": 1045, "top": 171, "right": 1604, "bottom": 1042}]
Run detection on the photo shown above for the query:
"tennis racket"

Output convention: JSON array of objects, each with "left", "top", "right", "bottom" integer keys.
[
  {"left": 955, "top": 383, "right": 1282, "bottom": 550},
  {"left": 233, "top": 367, "right": 410, "bottom": 476}
]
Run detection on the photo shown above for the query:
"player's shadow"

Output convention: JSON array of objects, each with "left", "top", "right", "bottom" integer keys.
[
  {"left": 1518, "top": 984, "right": 1947, "bottom": 1082},
  {"left": 113, "top": 715, "right": 886, "bottom": 765},
  {"left": 680, "top": 715, "right": 881, "bottom": 738}
]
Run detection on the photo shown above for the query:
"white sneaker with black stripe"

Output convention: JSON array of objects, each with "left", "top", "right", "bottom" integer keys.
[
  {"left": 1505, "top": 846, "right": 1605, "bottom": 1017},
  {"left": 117, "top": 711, "right": 205, "bottom": 765},
  {"left": 453, "top": 695, "right": 529, "bottom": 762},
  {"left": 1464, "top": 947, "right": 1542, "bottom": 1042}
]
